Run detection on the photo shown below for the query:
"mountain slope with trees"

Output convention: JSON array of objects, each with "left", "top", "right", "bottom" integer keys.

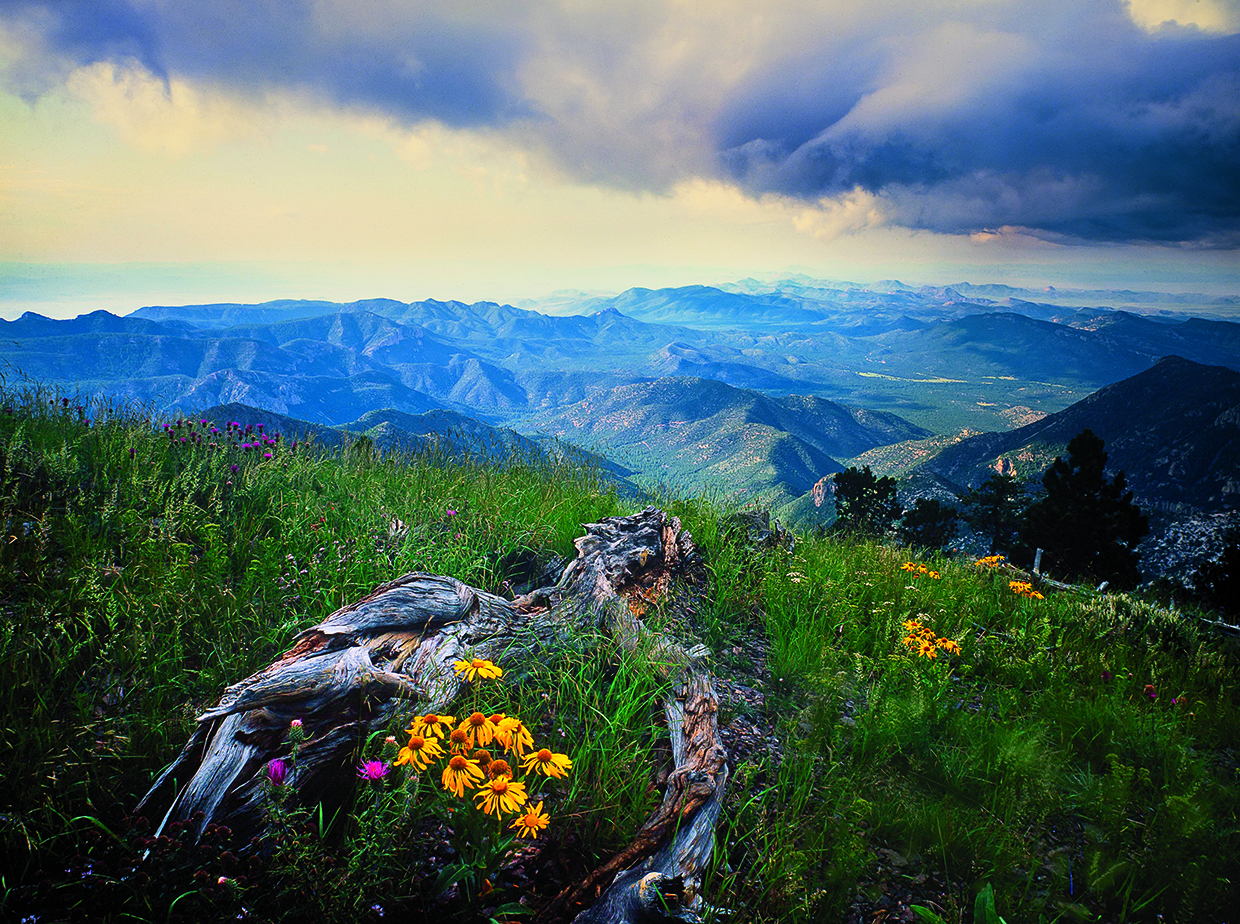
[{"left": 915, "top": 356, "right": 1240, "bottom": 516}]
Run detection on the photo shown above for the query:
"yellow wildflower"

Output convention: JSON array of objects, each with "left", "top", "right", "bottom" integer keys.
[
  {"left": 459, "top": 711, "right": 497, "bottom": 748},
  {"left": 447, "top": 727, "right": 471, "bottom": 754},
  {"left": 395, "top": 733, "right": 444, "bottom": 771},
  {"left": 936, "top": 638, "right": 962, "bottom": 656},
  {"left": 510, "top": 800, "right": 550, "bottom": 839},
  {"left": 406, "top": 713, "right": 455, "bottom": 739},
  {"left": 453, "top": 657, "right": 503, "bottom": 682},
  {"left": 475, "top": 775, "right": 528, "bottom": 816},
  {"left": 916, "top": 639, "right": 939, "bottom": 659},
  {"left": 1009, "top": 580, "right": 1044, "bottom": 599},
  {"left": 487, "top": 758, "right": 513, "bottom": 780},
  {"left": 901, "top": 562, "right": 917, "bottom": 573},
  {"left": 902, "top": 619, "right": 922, "bottom": 633},
  {"left": 495, "top": 716, "right": 534, "bottom": 757},
  {"left": 522, "top": 747, "right": 573, "bottom": 779},
  {"left": 441, "top": 754, "right": 485, "bottom": 798}
]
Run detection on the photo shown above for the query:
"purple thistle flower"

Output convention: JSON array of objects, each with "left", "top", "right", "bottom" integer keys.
[
  {"left": 230, "top": 464, "right": 239, "bottom": 473},
  {"left": 264, "top": 452, "right": 273, "bottom": 459},
  {"left": 357, "top": 760, "right": 391, "bottom": 782},
  {"left": 200, "top": 419, "right": 207, "bottom": 426},
  {"left": 258, "top": 423, "right": 264, "bottom": 431},
  {"left": 266, "top": 758, "right": 289, "bottom": 786}
]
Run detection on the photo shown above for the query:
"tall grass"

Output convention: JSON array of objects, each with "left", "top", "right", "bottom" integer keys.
[
  {"left": 0, "top": 386, "right": 627, "bottom": 918},
  {"left": 3, "top": 385, "right": 1238, "bottom": 922}
]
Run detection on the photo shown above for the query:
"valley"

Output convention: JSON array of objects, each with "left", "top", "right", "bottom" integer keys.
[{"left": 4, "top": 276, "right": 1238, "bottom": 551}]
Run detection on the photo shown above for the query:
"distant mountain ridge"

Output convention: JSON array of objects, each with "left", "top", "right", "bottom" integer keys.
[
  {"left": 4, "top": 280, "right": 1237, "bottom": 521},
  {"left": 196, "top": 402, "right": 635, "bottom": 489},
  {"left": 523, "top": 375, "right": 929, "bottom": 507},
  {"left": 915, "top": 356, "right": 1240, "bottom": 516}
]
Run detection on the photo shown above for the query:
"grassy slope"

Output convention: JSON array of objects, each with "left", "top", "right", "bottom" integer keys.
[{"left": 1, "top": 385, "right": 1238, "bottom": 922}]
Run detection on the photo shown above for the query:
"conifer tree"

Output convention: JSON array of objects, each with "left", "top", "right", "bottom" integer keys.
[
  {"left": 898, "top": 498, "right": 960, "bottom": 552},
  {"left": 1019, "top": 428, "right": 1148, "bottom": 588},
  {"left": 962, "top": 472, "right": 1027, "bottom": 555},
  {"left": 831, "top": 465, "right": 902, "bottom": 537},
  {"left": 1191, "top": 528, "right": 1240, "bottom": 619}
]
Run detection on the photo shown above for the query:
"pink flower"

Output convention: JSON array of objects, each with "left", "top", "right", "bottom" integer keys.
[
  {"left": 266, "top": 758, "right": 289, "bottom": 786},
  {"left": 290, "top": 718, "right": 303, "bottom": 729},
  {"left": 357, "top": 760, "right": 391, "bottom": 781}
]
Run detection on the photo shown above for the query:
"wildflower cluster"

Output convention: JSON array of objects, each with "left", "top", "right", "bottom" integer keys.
[
  {"left": 901, "top": 618, "right": 962, "bottom": 659},
  {"left": 1008, "top": 580, "right": 1045, "bottom": 600},
  {"left": 901, "top": 561, "right": 941, "bottom": 580},
  {"left": 157, "top": 417, "right": 289, "bottom": 466},
  {"left": 974, "top": 554, "right": 1005, "bottom": 568},
  {"left": 395, "top": 658, "right": 570, "bottom": 841}
]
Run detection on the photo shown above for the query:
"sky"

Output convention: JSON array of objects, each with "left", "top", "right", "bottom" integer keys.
[{"left": 1, "top": 0, "right": 1238, "bottom": 319}]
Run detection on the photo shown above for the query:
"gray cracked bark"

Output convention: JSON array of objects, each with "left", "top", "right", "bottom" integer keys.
[{"left": 137, "top": 506, "right": 729, "bottom": 923}]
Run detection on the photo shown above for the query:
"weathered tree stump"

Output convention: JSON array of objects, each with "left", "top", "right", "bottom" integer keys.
[{"left": 138, "top": 506, "right": 729, "bottom": 923}]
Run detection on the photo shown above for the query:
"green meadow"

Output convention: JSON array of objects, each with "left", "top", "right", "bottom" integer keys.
[{"left": 1, "top": 385, "right": 1237, "bottom": 922}]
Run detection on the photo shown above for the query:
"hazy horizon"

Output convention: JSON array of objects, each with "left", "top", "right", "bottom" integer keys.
[{"left": 2, "top": 1, "right": 1238, "bottom": 321}]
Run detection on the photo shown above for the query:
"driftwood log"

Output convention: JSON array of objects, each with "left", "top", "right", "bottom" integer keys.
[{"left": 138, "top": 506, "right": 729, "bottom": 923}]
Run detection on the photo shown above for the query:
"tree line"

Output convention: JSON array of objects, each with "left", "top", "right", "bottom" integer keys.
[{"left": 831, "top": 428, "right": 1150, "bottom": 589}]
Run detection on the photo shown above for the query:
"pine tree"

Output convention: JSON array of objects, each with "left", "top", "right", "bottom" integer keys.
[
  {"left": 1191, "top": 528, "right": 1240, "bottom": 619},
  {"left": 1019, "top": 429, "right": 1148, "bottom": 588},
  {"left": 962, "top": 472, "right": 1027, "bottom": 555},
  {"left": 832, "top": 465, "right": 902, "bottom": 537},
  {"left": 898, "top": 498, "right": 960, "bottom": 553}
]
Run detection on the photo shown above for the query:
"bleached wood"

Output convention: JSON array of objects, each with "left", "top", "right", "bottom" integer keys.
[{"left": 137, "top": 507, "right": 729, "bottom": 923}]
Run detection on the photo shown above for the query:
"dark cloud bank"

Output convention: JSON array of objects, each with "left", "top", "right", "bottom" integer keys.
[{"left": 3, "top": 0, "right": 1237, "bottom": 247}]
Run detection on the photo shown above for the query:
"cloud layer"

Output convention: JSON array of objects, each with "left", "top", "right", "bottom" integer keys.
[{"left": 3, "top": 0, "right": 1238, "bottom": 246}]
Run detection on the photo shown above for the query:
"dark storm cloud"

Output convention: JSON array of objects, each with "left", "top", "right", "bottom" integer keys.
[
  {"left": 716, "top": 14, "right": 1240, "bottom": 245},
  {"left": 0, "top": 0, "right": 530, "bottom": 127},
  {"left": 3, "top": 0, "right": 1238, "bottom": 245}
]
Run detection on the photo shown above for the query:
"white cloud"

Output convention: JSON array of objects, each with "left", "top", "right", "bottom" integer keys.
[
  {"left": 64, "top": 61, "right": 264, "bottom": 156},
  {"left": 792, "top": 189, "right": 888, "bottom": 239},
  {"left": 1125, "top": 0, "right": 1240, "bottom": 33}
]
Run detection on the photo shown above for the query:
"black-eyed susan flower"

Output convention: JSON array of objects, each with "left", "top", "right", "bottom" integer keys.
[
  {"left": 474, "top": 775, "right": 527, "bottom": 816},
  {"left": 495, "top": 716, "right": 534, "bottom": 757},
  {"left": 459, "top": 711, "right": 497, "bottom": 748},
  {"left": 936, "top": 638, "right": 962, "bottom": 656},
  {"left": 441, "top": 754, "right": 485, "bottom": 798},
  {"left": 916, "top": 639, "right": 939, "bottom": 659},
  {"left": 522, "top": 747, "right": 572, "bottom": 779},
  {"left": 510, "top": 800, "right": 550, "bottom": 839},
  {"left": 447, "top": 727, "right": 471, "bottom": 754},
  {"left": 1008, "top": 580, "right": 1044, "bottom": 599},
  {"left": 395, "top": 733, "right": 444, "bottom": 771},
  {"left": 453, "top": 657, "right": 503, "bottom": 682},
  {"left": 406, "top": 713, "right": 455, "bottom": 739}
]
